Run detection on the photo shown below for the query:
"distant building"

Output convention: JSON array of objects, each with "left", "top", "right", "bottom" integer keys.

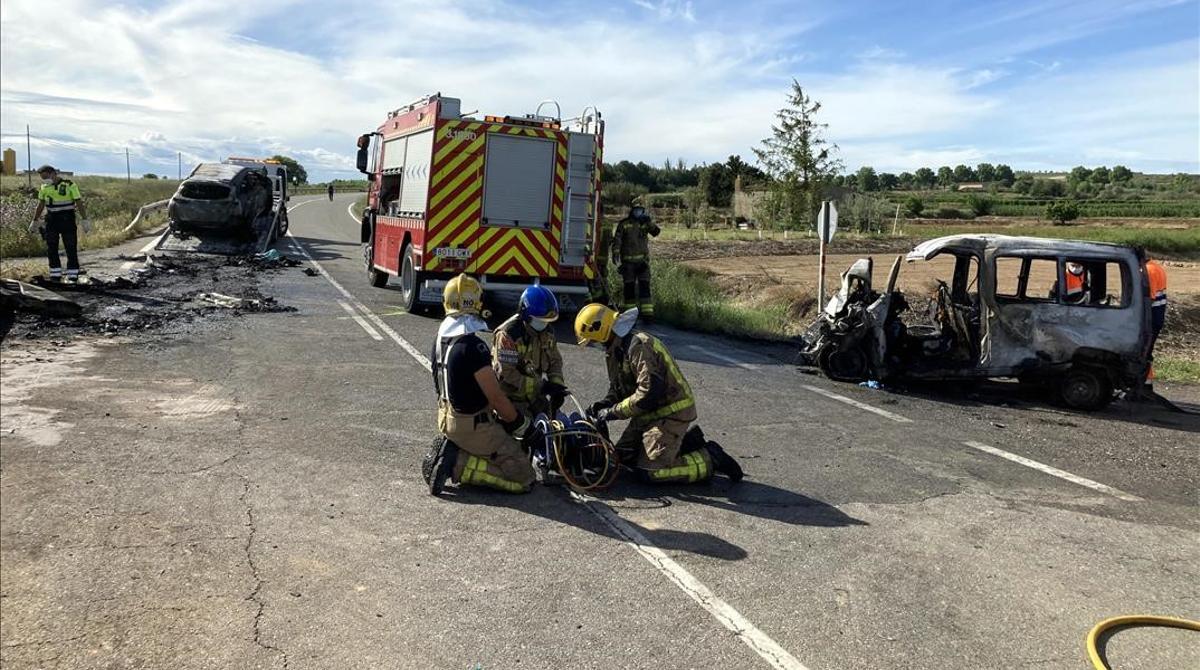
[
  {"left": 956, "top": 182, "right": 986, "bottom": 192},
  {"left": 1, "top": 148, "right": 15, "bottom": 175}
]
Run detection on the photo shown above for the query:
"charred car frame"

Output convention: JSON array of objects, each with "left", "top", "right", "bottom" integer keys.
[{"left": 800, "top": 235, "right": 1154, "bottom": 410}]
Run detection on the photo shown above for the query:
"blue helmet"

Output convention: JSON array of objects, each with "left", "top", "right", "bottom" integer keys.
[{"left": 519, "top": 283, "right": 559, "bottom": 322}]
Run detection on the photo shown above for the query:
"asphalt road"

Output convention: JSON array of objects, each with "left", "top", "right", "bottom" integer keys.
[{"left": 2, "top": 194, "right": 1197, "bottom": 670}]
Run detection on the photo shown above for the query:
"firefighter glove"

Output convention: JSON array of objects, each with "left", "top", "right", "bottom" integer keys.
[
  {"left": 587, "top": 400, "right": 612, "bottom": 418},
  {"left": 594, "top": 406, "right": 616, "bottom": 423},
  {"left": 541, "top": 380, "right": 568, "bottom": 401},
  {"left": 81, "top": 219, "right": 92, "bottom": 234},
  {"left": 501, "top": 413, "right": 531, "bottom": 440}
]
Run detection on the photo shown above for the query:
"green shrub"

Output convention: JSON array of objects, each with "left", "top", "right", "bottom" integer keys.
[
  {"left": 1045, "top": 201, "right": 1080, "bottom": 225},
  {"left": 965, "top": 194, "right": 993, "bottom": 216},
  {"left": 936, "top": 206, "right": 968, "bottom": 219},
  {"left": 904, "top": 195, "right": 924, "bottom": 217}
]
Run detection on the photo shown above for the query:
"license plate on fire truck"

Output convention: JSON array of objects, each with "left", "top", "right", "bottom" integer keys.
[{"left": 434, "top": 247, "right": 471, "bottom": 259}]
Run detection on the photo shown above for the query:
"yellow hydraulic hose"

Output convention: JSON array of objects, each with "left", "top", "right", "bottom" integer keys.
[{"left": 1085, "top": 615, "right": 1200, "bottom": 670}]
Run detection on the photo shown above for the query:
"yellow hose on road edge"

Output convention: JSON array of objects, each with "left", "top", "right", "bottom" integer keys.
[{"left": 1086, "top": 615, "right": 1200, "bottom": 669}]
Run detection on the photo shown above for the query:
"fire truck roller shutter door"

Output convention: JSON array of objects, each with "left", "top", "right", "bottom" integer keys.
[
  {"left": 400, "top": 130, "right": 434, "bottom": 215},
  {"left": 483, "top": 133, "right": 555, "bottom": 229}
]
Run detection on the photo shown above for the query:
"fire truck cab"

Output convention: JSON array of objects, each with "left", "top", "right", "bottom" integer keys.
[{"left": 355, "top": 93, "right": 604, "bottom": 312}]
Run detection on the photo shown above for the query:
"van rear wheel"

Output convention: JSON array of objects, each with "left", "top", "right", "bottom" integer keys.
[{"left": 1058, "top": 367, "right": 1113, "bottom": 411}]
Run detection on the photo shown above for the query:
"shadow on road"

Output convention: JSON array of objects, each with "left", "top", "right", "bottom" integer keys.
[
  {"left": 443, "top": 485, "right": 749, "bottom": 561},
  {"left": 288, "top": 234, "right": 359, "bottom": 262}
]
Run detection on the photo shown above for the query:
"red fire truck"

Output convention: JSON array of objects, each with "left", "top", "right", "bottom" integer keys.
[{"left": 355, "top": 93, "right": 605, "bottom": 311}]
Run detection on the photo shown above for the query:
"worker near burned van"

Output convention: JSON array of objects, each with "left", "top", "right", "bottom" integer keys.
[
  {"left": 423, "top": 274, "right": 537, "bottom": 495},
  {"left": 613, "top": 205, "right": 660, "bottom": 318},
  {"left": 1146, "top": 258, "right": 1169, "bottom": 382},
  {"left": 28, "top": 165, "right": 90, "bottom": 281},
  {"left": 575, "top": 303, "right": 743, "bottom": 484},
  {"left": 492, "top": 283, "right": 568, "bottom": 418}
]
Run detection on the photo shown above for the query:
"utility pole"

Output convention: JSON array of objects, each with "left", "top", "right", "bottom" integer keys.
[
  {"left": 177, "top": 152, "right": 181, "bottom": 180},
  {"left": 125, "top": 148, "right": 131, "bottom": 182},
  {"left": 25, "top": 125, "right": 32, "bottom": 188}
]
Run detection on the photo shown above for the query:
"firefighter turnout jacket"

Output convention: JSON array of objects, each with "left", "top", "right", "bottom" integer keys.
[
  {"left": 602, "top": 331, "right": 696, "bottom": 423},
  {"left": 38, "top": 179, "right": 82, "bottom": 218},
  {"left": 613, "top": 215, "right": 660, "bottom": 264},
  {"left": 492, "top": 314, "right": 564, "bottom": 409},
  {"left": 1147, "top": 260, "right": 1168, "bottom": 308}
]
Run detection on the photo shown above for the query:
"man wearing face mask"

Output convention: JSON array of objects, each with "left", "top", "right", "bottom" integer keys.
[
  {"left": 575, "top": 303, "right": 743, "bottom": 485},
  {"left": 493, "top": 283, "right": 567, "bottom": 419},
  {"left": 28, "top": 165, "right": 90, "bottom": 282}
]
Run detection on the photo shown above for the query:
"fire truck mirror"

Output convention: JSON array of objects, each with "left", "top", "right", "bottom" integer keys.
[{"left": 356, "top": 134, "right": 371, "bottom": 175}]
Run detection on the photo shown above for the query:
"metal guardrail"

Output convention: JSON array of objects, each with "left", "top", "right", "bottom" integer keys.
[{"left": 122, "top": 199, "right": 170, "bottom": 232}]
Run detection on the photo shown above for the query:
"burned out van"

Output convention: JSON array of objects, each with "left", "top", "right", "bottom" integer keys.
[{"left": 800, "top": 235, "right": 1154, "bottom": 410}]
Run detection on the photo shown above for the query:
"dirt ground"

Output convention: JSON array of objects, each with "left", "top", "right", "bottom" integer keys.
[{"left": 681, "top": 252, "right": 1200, "bottom": 361}]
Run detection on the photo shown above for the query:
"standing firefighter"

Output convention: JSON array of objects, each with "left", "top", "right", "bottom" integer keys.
[
  {"left": 493, "top": 283, "right": 568, "bottom": 418},
  {"left": 613, "top": 205, "right": 660, "bottom": 317},
  {"left": 28, "top": 165, "right": 90, "bottom": 282},
  {"left": 423, "top": 274, "right": 536, "bottom": 495},
  {"left": 575, "top": 303, "right": 743, "bottom": 484}
]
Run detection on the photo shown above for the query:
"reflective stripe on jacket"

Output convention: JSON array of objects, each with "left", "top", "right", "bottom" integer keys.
[
  {"left": 38, "top": 179, "right": 81, "bottom": 213},
  {"left": 604, "top": 331, "right": 695, "bottom": 421},
  {"left": 492, "top": 314, "right": 564, "bottom": 404}
]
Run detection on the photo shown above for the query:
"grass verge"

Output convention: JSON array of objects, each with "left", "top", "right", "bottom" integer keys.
[
  {"left": 611, "top": 259, "right": 790, "bottom": 339},
  {"left": 1154, "top": 357, "right": 1200, "bottom": 384},
  {"left": 0, "top": 209, "right": 168, "bottom": 263}
]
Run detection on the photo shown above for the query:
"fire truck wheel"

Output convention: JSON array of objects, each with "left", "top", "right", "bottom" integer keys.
[
  {"left": 400, "top": 244, "right": 424, "bottom": 312},
  {"left": 367, "top": 245, "right": 389, "bottom": 288}
]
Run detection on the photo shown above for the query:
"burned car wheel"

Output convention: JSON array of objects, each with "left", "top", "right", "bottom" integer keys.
[
  {"left": 1058, "top": 367, "right": 1113, "bottom": 411},
  {"left": 818, "top": 345, "right": 869, "bottom": 383}
]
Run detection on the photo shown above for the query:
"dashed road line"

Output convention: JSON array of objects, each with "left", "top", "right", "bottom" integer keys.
[
  {"left": 287, "top": 230, "right": 809, "bottom": 670},
  {"left": 338, "top": 301, "right": 383, "bottom": 340},
  {"left": 963, "top": 441, "right": 1143, "bottom": 501},
  {"left": 800, "top": 384, "right": 913, "bottom": 423}
]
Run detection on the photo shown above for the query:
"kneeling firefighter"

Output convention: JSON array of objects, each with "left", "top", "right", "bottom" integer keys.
[
  {"left": 574, "top": 303, "right": 743, "bottom": 484},
  {"left": 424, "top": 274, "right": 536, "bottom": 495},
  {"left": 493, "top": 283, "right": 568, "bottom": 417}
]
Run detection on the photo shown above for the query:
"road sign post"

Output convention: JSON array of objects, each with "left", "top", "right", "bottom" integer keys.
[{"left": 817, "top": 200, "right": 838, "bottom": 306}]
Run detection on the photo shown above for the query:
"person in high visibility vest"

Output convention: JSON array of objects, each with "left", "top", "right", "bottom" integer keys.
[
  {"left": 423, "top": 274, "right": 536, "bottom": 495},
  {"left": 575, "top": 303, "right": 743, "bottom": 484},
  {"left": 28, "top": 165, "right": 90, "bottom": 282},
  {"left": 1064, "top": 261, "right": 1088, "bottom": 303},
  {"left": 612, "top": 205, "right": 660, "bottom": 318},
  {"left": 492, "top": 283, "right": 568, "bottom": 418},
  {"left": 1146, "top": 258, "right": 1168, "bottom": 381}
]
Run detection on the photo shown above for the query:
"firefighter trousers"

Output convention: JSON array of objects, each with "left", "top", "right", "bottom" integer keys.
[
  {"left": 438, "top": 403, "right": 535, "bottom": 493},
  {"left": 615, "top": 410, "right": 713, "bottom": 484},
  {"left": 44, "top": 212, "right": 80, "bottom": 276},
  {"left": 619, "top": 261, "right": 653, "bottom": 316}
]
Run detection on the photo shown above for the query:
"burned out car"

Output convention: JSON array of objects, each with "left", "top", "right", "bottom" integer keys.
[
  {"left": 168, "top": 163, "right": 273, "bottom": 235},
  {"left": 800, "top": 235, "right": 1154, "bottom": 410}
]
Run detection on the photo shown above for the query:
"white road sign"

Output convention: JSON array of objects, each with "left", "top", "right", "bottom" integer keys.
[{"left": 818, "top": 201, "right": 838, "bottom": 243}]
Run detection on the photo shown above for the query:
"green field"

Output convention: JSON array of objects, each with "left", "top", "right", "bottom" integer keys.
[{"left": 1, "top": 175, "right": 178, "bottom": 260}]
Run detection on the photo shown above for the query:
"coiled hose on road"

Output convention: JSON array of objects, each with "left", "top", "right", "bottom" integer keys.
[{"left": 1086, "top": 615, "right": 1200, "bottom": 669}]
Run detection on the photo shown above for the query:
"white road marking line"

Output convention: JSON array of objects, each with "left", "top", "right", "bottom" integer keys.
[
  {"left": 688, "top": 344, "right": 761, "bottom": 370},
  {"left": 338, "top": 301, "right": 383, "bottom": 340},
  {"left": 963, "top": 441, "right": 1143, "bottom": 502},
  {"left": 287, "top": 227, "right": 808, "bottom": 669},
  {"left": 119, "top": 232, "right": 168, "bottom": 271},
  {"left": 287, "top": 234, "right": 431, "bottom": 372},
  {"left": 572, "top": 491, "right": 810, "bottom": 670},
  {"left": 800, "top": 384, "right": 913, "bottom": 423},
  {"left": 346, "top": 199, "right": 358, "bottom": 224}
]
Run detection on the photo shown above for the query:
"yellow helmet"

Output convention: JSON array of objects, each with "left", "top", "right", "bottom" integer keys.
[
  {"left": 443, "top": 273, "right": 484, "bottom": 316},
  {"left": 574, "top": 303, "right": 617, "bottom": 346}
]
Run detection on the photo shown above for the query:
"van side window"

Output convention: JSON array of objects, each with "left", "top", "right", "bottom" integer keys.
[
  {"left": 995, "top": 256, "right": 1058, "bottom": 302},
  {"left": 1062, "top": 258, "right": 1129, "bottom": 308}
]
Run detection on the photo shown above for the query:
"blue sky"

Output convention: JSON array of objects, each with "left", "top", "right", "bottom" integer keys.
[{"left": 1, "top": 0, "right": 1197, "bottom": 182}]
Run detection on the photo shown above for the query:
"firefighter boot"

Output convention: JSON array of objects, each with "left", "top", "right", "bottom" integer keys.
[
  {"left": 705, "top": 440, "right": 743, "bottom": 483},
  {"left": 423, "top": 436, "right": 460, "bottom": 495}
]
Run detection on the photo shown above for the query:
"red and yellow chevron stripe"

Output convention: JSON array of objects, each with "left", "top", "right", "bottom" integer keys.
[{"left": 423, "top": 120, "right": 569, "bottom": 278}]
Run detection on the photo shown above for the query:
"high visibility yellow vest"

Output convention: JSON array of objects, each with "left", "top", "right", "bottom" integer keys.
[{"left": 38, "top": 179, "right": 81, "bottom": 214}]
